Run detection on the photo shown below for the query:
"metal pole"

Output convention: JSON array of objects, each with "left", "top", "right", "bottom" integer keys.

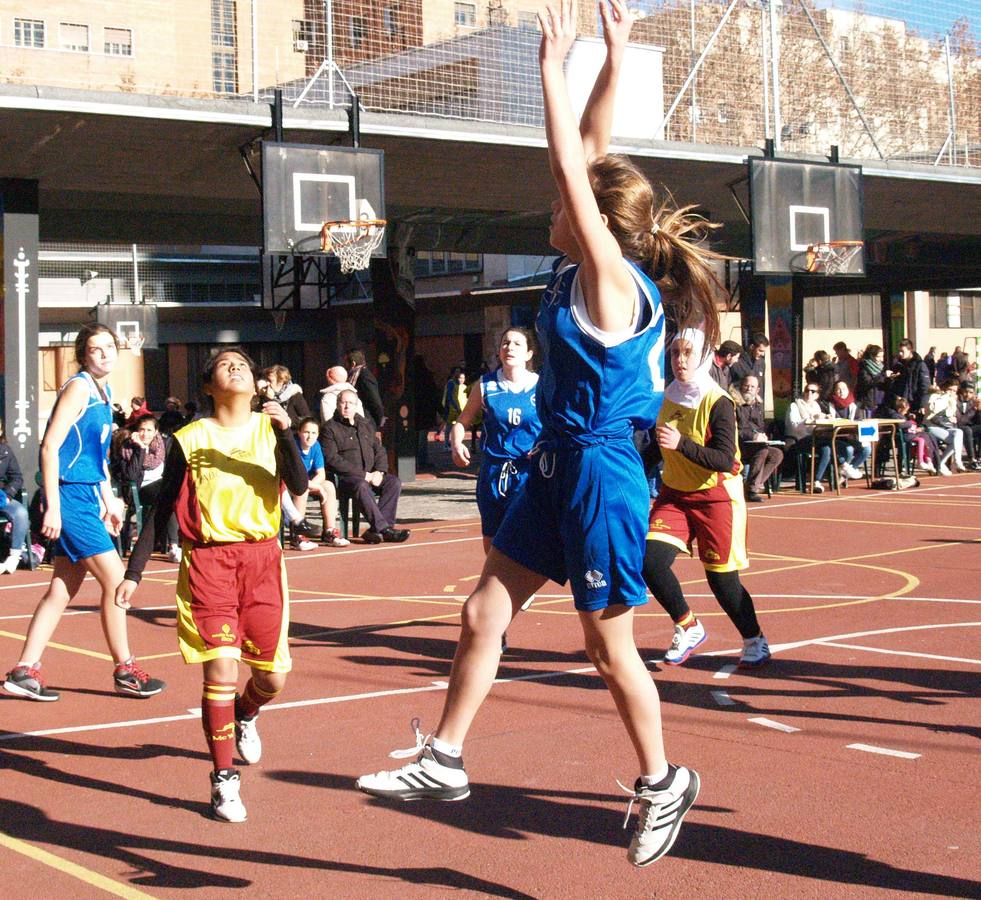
[
  {"left": 761, "top": 3, "right": 771, "bottom": 141},
  {"left": 132, "top": 243, "right": 140, "bottom": 303},
  {"left": 273, "top": 89, "right": 283, "bottom": 141},
  {"left": 326, "top": 0, "right": 335, "bottom": 110},
  {"left": 658, "top": 0, "right": 741, "bottom": 135},
  {"left": 944, "top": 35, "right": 957, "bottom": 166},
  {"left": 769, "top": 0, "right": 782, "bottom": 151},
  {"left": 690, "top": 0, "right": 697, "bottom": 143},
  {"left": 252, "top": 0, "right": 259, "bottom": 103}
]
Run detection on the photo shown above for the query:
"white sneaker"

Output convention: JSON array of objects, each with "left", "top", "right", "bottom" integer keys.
[
  {"left": 235, "top": 713, "right": 262, "bottom": 765},
  {"left": 356, "top": 745, "right": 470, "bottom": 801},
  {"left": 290, "top": 537, "right": 317, "bottom": 551},
  {"left": 953, "top": 458, "right": 967, "bottom": 472},
  {"left": 812, "top": 482, "right": 825, "bottom": 494},
  {"left": 0, "top": 550, "right": 20, "bottom": 575},
  {"left": 663, "top": 620, "right": 707, "bottom": 666},
  {"left": 938, "top": 461, "right": 952, "bottom": 476},
  {"left": 210, "top": 768, "right": 247, "bottom": 822},
  {"left": 738, "top": 634, "right": 771, "bottom": 668},
  {"left": 623, "top": 766, "right": 700, "bottom": 867},
  {"left": 841, "top": 462, "right": 864, "bottom": 480},
  {"left": 920, "top": 459, "right": 936, "bottom": 473},
  {"left": 166, "top": 544, "right": 182, "bottom": 563}
]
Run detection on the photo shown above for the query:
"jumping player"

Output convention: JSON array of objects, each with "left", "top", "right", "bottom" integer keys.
[
  {"left": 115, "top": 347, "right": 308, "bottom": 822},
  {"left": 357, "top": 0, "right": 726, "bottom": 867},
  {"left": 642, "top": 329, "right": 770, "bottom": 668},
  {"left": 4, "top": 324, "right": 165, "bottom": 702}
]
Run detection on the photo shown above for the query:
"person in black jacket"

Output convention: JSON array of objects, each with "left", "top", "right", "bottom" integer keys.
[
  {"left": 885, "top": 340, "right": 931, "bottom": 413},
  {"left": 804, "top": 350, "right": 836, "bottom": 403},
  {"left": 321, "top": 390, "right": 408, "bottom": 543},
  {"left": 262, "top": 365, "right": 311, "bottom": 429},
  {"left": 855, "top": 345, "right": 891, "bottom": 418},
  {"left": 730, "top": 333, "right": 769, "bottom": 402},
  {"left": 734, "top": 375, "right": 783, "bottom": 502},
  {"left": 0, "top": 423, "right": 28, "bottom": 574},
  {"left": 346, "top": 349, "right": 385, "bottom": 432}
]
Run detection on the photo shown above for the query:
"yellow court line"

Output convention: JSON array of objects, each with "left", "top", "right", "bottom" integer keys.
[
  {"left": 0, "top": 830, "right": 156, "bottom": 899},
  {"left": 0, "top": 631, "right": 111, "bottom": 661},
  {"left": 288, "top": 587, "right": 377, "bottom": 599}
]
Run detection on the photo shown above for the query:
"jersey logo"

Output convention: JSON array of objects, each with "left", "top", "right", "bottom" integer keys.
[
  {"left": 212, "top": 623, "right": 236, "bottom": 643},
  {"left": 210, "top": 722, "right": 236, "bottom": 741},
  {"left": 584, "top": 569, "right": 608, "bottom": 589},
  {"left": 649, "top": 517, "right": 670, "bottom": 531},
  {"left": 242, "top": 638, "right": 262, "bottom": 656},
  {"left": 704, "top": 549, "right": 721, "bottom": 561}
]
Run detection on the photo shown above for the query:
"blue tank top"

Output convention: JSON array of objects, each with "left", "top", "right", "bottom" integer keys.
[
  {"left": 536, "top": 257, "right": 665, "bottom": 443},
  {"left": 480, "top": 369, "right": 542, "bottom": 461},
  {"left": 56, "top": 371, "right": 113, "bottom": 484}
]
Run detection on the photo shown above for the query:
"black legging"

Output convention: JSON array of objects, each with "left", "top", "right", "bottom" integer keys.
[{"left": 642, "top": 540, "right": 761, "bottom": 639}]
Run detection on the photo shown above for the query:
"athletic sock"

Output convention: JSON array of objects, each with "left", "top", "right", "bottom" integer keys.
[
  {"left": 676, "top": 611, "right": 697, "bottom": 629},
  {"left": 429, "top": 745, "right": 465, "bottom": 769},
  {"left": 202, "top": 681, "right": 237, "bottom": 771},
  {"left": 16, "top": 660, "right": 38, "bottom": 670},
  {"left": 235, "top": 677, "right": 281, "bottom": 721},
  {"left": 431, "top": 736, "right": 462, "bottom": 758},
  {"left": 640, "top": 763, "right": 675, "bottom": 790}
]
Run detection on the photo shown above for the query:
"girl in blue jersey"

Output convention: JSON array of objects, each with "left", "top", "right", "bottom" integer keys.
[
  {"left": 357, "top": 0, "right": 725, "bottom": 867},
  {"left": 3, "top": 324, "right": 165, "bottom": 703}
]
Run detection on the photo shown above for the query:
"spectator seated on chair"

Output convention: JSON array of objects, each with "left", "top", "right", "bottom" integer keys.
[
  {"left": 292, "top": 417, "right": 348, "bottom": 548},
  {"left": 924, "top": 378, "right": 967, "bottom": 474},
  {"left": 880, "top": 397, "right": 940, "bottom": 475},
  {"left": 955, "top": 383, "right": 981, "bottom": 470},
  {"left": 784, "top": 385, "right": 867, "bottom": 490},
  {"left": 321, "top": 390, "right": 409, "bottom": 544},
  {"left": 119, "top": 414, "right": 181, "bottom": 562},
  {"left": 734, "top": 375, "right": 782, "bottom": 502},
  {"left": 830, "top": 380, "right": 857, "bottom": 420},
  {"left": 0, "top": 420, "right": 29, "bottom": 574}
]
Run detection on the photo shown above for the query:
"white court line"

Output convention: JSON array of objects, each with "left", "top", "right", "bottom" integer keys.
[
  {"left": 711, "top": 690, "right": 735, "bottom": 706},
  {"left": 816, "top": 641, "right": 981, "bottom": 665},
  {"left": 713, "top": 665, "right": 736, "bottom": 680},
  {"left": 749, "top": 717, "right": 800, "bottom": 733},
  {"left": 847, "top": 743, "right": 920, "bottom": 760},
  {"left": 762, "top": 479, "right": 981, "bottom": 510}
]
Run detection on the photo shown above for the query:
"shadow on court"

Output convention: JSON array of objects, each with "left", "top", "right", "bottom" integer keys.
[
  {"left": 282, "top": 772, "right": 981, "bottom": 897},
  {"left": 0, "top": 797, "right": 536, "bottom": 896}
]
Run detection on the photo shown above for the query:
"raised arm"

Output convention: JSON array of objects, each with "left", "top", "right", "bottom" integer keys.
[
  {"left": 539, "top": 0, "right": 636, "bottom": 332},
  {"left": 579, "top": 0, "right": 634, "bottom": 160}
]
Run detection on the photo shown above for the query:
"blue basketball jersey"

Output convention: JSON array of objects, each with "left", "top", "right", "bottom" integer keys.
[
  {"left": 57, "top": 371, "right": 113, "bottom": 484},
  {"left": 536, "top": 257, "right": 665, "bottom": 443},
  {"left": 481, "top": 369, "right": 541, "bottom": 461}
]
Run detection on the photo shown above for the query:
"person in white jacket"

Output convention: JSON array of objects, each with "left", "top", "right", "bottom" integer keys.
[{"left": 319, "top": 366, "right": 363, "bottom": 425}]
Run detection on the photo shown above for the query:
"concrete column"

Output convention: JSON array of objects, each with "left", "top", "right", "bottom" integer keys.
[{"left": 1, "top": 179, "right": 41, "bottom": 496}]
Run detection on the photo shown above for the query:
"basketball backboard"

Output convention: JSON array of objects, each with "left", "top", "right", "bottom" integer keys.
[
  {"left": 262, "top": 142, "right": 385, "bottom": 257},
  {"left": 749, "top": 158, "right": 864, "bottom": 276},
  {"left": 96, "top": 303, "right": 158, "bottom": 350}
]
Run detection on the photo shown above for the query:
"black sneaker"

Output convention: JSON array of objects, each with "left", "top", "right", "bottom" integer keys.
[
  {"left": 3, "top": 665, "right": 60, "bottom": 701},
  {"left": 113, "top": 661, "right": 166, "bottom": 698},
  {"left": 292, "top": 519, "right": 321, "bottom": 539},
  {"left": 361, "top": 529, "right": 384, "bottom": 544},
  {"left": 381, "top": 527, "right": 410, "bottom": 543}
]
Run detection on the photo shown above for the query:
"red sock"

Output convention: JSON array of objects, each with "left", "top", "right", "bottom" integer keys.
[
  {"left": 202, "top": 681, "right": 237, "bottom": 771},
  {"left": 677, "top": 611, "right": 697, "bottom": 629},
  {"left": 235, "top": 677, "right": 281, "bottom": 721}
]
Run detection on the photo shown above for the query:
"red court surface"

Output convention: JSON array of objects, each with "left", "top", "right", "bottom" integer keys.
[{"left": 1, "top": 476, "right": 979, "bottom": 898}]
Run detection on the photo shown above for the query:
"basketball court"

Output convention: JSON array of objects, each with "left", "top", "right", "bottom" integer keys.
[{"left": 1, "top": 476, "right": 978, "bottom": 897}]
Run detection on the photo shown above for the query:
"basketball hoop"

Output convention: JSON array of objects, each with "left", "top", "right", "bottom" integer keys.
[
  {"left": 804, "top": 240, "right": 864, "bottom": 275},
  {"left": 128, "top": 335, "right": 145, "bottom": 357},
  {"left": 321, "top": 219, "right": 386, "bottom": 273}
]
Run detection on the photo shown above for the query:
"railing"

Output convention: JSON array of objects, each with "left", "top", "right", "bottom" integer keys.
[{"left": 0, "top": 0, "right": 976, "bottom": 167}]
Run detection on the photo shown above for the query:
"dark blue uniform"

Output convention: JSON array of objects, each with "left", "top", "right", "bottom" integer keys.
[
  {"left": 475, "top": 370, "right": 541, "bottom": 537},
  {"left": 493, "top": 258, "right": 665, "bottom": 610}
]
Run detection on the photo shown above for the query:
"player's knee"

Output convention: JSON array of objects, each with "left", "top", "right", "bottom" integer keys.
[
  {"left": 460, "top": 593, "right": 509, "bottom": 640},
  {"left": 253, "top": 669, "right": 286, "bottom": 695}
]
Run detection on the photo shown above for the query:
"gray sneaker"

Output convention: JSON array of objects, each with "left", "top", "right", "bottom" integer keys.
[
  {"left": 3, "top": 665, "right": 60, "bottom": 701},
  {"left": 623, "top": 766, "right": 700, "bottom": 866}
]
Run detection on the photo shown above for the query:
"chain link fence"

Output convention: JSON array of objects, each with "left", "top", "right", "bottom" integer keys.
[{"left": 1, "top": 1, "right": 976, "bottom": 166}]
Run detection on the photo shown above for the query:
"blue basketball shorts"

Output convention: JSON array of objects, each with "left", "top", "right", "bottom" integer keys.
[
  {"left": 53, "top": 482, "right": 116, "bottom": 563},
  {"left": 492, "top": 438, "right": 651, "bottom": 611},
  {"left": 476, "top": 458, "right": 531, "bottom": 538}
]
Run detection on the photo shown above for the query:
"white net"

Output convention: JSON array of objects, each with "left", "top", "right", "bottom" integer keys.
[
  {"left": 0, "top": 1, "right": 975, "bottom": 167},
  {"left": 323, "top": 221, "right": 387, "bottom": 273}
]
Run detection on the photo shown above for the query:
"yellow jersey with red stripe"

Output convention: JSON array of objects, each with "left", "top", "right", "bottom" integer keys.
[
  {"left": 658, "top": 382, "right": 742, "bottom": 494},
  {"left": 173, "top": 414, "right": 281, "bottom": 544}
]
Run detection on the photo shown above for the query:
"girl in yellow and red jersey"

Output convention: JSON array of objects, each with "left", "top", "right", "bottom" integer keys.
[
  {"left": 642, "top": 328, "right": 770, "bottom": 669},
  {"left": 116, "top": 346, "right": 308, "bottom": 823}
]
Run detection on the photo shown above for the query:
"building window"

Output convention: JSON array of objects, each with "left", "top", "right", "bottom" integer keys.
[
  {"left": 104, "top": 27, "right": 132, "bottom": 56},
  {"left": 14, "top": 18, "right": 45, "bottom": 48},
  {"left": 717, "top": 102, "right": 731, "bottom": 124},
  {"left": 211, "top": 0, "right": 236, "bottom": 48},
  {"left": 804, "top": 293, "right": 881, "bottom": 329},
  {"left": 382, "top": 7, "right": 398, "bottom": 35},
  {"left": 350, "top": 15, "right": 366, "bottom": 49},
  {"left": 454, "top": 2, "right": 477, "bottom": 27},
  {"left": 414, "top": 251, "right": 482, "bottom": 278},
  {"left": 517, "top": 10, "right": 538, "bottom": 29},
  {"left": 60, "top": 23, "right": 89, "bottom": 52},
  {"left": 930, "top": 292, "right": 981, "bottom": 329},
  {"left": 212, "top": 51, "right": 238, "bottom": 93},
  {"left": 292, "top": 19, "right": 314, "bottom": 52}
]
